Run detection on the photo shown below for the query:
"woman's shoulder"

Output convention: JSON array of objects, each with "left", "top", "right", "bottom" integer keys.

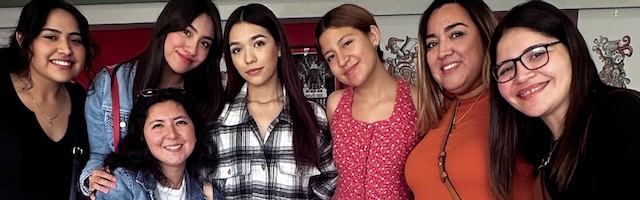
[
  {"left": 594, "top": 87, "right": 640, "bottom": 111},
  {"left": 589, "top": 87, "right": 640, "bottom": 138},
  {"left": 66, "top": 81, "right": 87, "bottom": 96},
  {"left": 111, "top": 167, "right": 137, "bottom": 181},
  {"left": 327, "top": 89, "right": 347, "bottom": 108}
]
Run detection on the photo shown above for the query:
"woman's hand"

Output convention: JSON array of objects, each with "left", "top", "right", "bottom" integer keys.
[{"left": 88, "top": 168, "right": 117, "bottom": 200}]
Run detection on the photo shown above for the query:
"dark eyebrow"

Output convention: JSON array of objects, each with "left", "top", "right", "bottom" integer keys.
[
  {"left": 187, "top": 25, "right": 214, "bottom": 41},
  {"left": 322, "top": 33, "right": 352, "bottom": 56},
  {"left": 445, "top": 22, "right": 467, "bottom": 32},
  {"left": 187, "top": 25, "right": 197, "bottom": 32},
  {"left": 229, "top": 34, "right": 267, "bottom": 47},
  {"left": 425, "top": 22, "right": 468, "bottom": 39},
  {"left": 42, "top": 28, "right": 82, "bottom": 37},
  {"left": 251, "top": 34, "right": 266, "bottom": 41},
  {"left": 41, "top": 28, "right": 61, "bottom": 33},
  {"left": 150, "top": 115, "right": 188, "bottom": 124}
]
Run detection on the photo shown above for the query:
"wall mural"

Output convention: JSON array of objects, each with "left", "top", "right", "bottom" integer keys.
[
  {"left": 295, "top": 52, "right": 334, "bottom": 107},
  {"left": 592, "top": 35, "right": 634, "bottom": 88},
  {"left": 385, "top": 36, "right": 419, "bottom": 84}
]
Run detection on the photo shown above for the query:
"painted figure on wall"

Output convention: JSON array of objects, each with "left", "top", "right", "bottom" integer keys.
[
  {"left": 593, "top": 35, "right": 634, "bottom": 88},
  {"left": 386, "top": 36, "right": 418, "bottom": 84},
  {"left": 297, "top": 53, "right": 334, "bottom": 107}
]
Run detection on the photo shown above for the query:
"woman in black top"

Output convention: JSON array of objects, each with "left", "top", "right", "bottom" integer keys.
[
  {"left": 488, "top": 1, "right": 640, "bottom": 200},
  {"left": 0, "top": 0, "right": 97, "bottom": 199}
]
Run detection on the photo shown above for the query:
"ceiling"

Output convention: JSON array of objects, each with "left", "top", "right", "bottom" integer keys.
[{"left": 0, "top": 0, "right": 167, "bottom": 8}]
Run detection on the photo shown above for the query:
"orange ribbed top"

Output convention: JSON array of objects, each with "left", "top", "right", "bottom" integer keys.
[{"left": 405, "top": 92, "right": 534, "bottom": 200}]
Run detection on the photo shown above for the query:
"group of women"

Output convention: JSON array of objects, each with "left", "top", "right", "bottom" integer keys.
[{"left": 1, "top": 0, "right": 638, "bottom": 199}]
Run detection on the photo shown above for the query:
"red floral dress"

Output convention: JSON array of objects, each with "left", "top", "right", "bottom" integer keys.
[{"left": 331, "top": 79, "right": 419, "bottom": 199}]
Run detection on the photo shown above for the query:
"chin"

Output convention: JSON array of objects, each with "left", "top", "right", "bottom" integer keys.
[{"left": 518, "top": 108, "right": 545, "bottom": 118}]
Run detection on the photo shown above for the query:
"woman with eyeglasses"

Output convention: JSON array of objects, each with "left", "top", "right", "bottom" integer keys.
[
  {"left": 404, "top": 0, "right": 534, "bottom": 199},
  {"left": 96, "top": 89, "right": 221, "bottom": 200},
  {"left": 210, "top": 4, "right": 337, "bottom": 199},
  {"left": 489, "top": 1, "right": 640, "bottom": 199},
  {"left": 0, "top": 1, "right": 97, "bottom": 199},
  {"left": 81, "top": 0, "right": 225, "bottom": 198}
]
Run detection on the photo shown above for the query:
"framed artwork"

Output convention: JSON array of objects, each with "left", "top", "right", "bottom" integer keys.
[{"left": 293, "top": 47, "right": 337, "bottom": 108}]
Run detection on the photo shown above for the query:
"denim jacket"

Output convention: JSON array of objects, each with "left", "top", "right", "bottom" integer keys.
[
  {"left": 95, "top": 167, "right": 222, "bottom": 200},
  {"left": 80, "top": 62, "right": 137, "bottom": 195}
]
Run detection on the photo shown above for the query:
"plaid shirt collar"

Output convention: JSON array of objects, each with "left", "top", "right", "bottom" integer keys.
[{"left": 219, "top": 83, "right": 293, "bottom": 126}]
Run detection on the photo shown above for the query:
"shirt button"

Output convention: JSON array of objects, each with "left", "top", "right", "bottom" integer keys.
[
  {"left": 227, "top": 169, "right": 232, "bottom": 175},
  {"left": 119, "top": 121, "right": 126, "bottom": 128},
  {"left": 261, "top": 164, "right": 267, "bottom": 170}
]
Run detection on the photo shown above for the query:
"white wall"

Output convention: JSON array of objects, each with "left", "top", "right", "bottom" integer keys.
[
  {"left": 578, "top": 7, "right": 640, "bottom": 90},
  {"left": 375, "top": 15, "right": 421, "bottom": 83},
  {"left": 2, "top": 0, "right": 640, "bottom": 29},
  {"left": 0, "top": 28, "right": 13, "bottom": 47},
  {"left": 2, "top": 0, "right": 639, "bottom": 85}
]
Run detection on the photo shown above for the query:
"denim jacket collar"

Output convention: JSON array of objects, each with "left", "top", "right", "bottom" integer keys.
[{"left": 135, "top": 170, "right": 206, "bottom": 200}]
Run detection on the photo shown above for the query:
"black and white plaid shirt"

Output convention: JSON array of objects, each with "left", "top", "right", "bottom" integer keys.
[{"left": 209, "top": 84, "right": 338, "bottom": 199}]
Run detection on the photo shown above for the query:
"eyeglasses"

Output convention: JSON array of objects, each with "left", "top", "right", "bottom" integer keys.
[
  {"left": 137, "top": 88, "right": 187, "bottom": 98},
  {"left": 493, "top": 41, "right": 562, "bottom": 83}
]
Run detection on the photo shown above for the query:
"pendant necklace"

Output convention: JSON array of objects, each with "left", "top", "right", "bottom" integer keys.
[
  {"left": 451, "top": 89, "right": 487, "bottom": 131},
  {"left": 21, "top": 80, "right": 61, "bottom": 128},
  {"left": 247, "top": 94, "right": 284, "bottom": 104}
]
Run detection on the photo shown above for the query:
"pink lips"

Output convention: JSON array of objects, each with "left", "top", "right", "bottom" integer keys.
[
  {"left": 50, "top": 59, "right": 73, "bottom": 69},
  {"left": 178, "top": 53, "right": 194, "bottom": 65},
  {"left": 164, "top": 144, "right": 183, "bottom": 152},
  {"left": 517, "top": 81, "right": 548, "bottom": 100},
  {"left": 245, "top": 67, "right": 263, "bottom": 75},
  {"left": 344, "top": 65, "right": 357, "bottom": 77}
]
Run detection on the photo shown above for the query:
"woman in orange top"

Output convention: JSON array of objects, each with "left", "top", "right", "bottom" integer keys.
[{"left": 404, "top": 0, "right": 534, "bottom": 199}]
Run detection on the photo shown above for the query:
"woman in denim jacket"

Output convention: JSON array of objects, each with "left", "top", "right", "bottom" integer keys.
[
  {"left": 96, "top": 88, "right": 222, "bottom": 200},
  {"left": 81, "top": 0, "right": 226, "bottom": 197}
]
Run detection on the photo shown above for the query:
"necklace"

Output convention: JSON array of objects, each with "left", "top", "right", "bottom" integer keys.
[
  {"left": 21, "top": 79, "right": 62, "bottom": 128},
  {"left": 27, "top": 90, "right": 61, "bottom": 128},
  {"left": 452, "top": 89, "right": 487, "bottom": 131},
  {"left": 247, "top": 94, "right": 284, "bottom": 104},
  {"left": 538, "top": 139, "right": 559, "bottom": 171}
]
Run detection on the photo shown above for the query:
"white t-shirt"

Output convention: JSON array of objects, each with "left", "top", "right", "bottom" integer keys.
[{"left": 155, "top": 175, "right": 187, "bottom": 200}]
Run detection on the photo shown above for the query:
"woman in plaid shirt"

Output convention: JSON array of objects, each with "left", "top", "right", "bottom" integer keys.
[{"left": 209, "top": 3, "right": 338, "bottom": 199}]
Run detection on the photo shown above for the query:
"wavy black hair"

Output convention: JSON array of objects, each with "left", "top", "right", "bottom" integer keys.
[
  {"left": 0, "top": 0, "right": 98, "bottom": 80},
  {"left": 110, "top": 0, "right": 224, "bottom": 127},
  {"left": 103, "top": 89, "right": 216, "bottom": 184}
]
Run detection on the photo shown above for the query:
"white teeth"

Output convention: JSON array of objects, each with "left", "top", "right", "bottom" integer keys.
[
  {"left": 443, "top": 62, "right": 459, "bottom": 71},
  {"left": 51, "top": 60, "right": 71, "bottom": 66},
  {"left": 519, "top": 83, "right": 545, "bottom": 98},
  {"left": 164, "top": 144, "right": 182, "bottom": 150}
]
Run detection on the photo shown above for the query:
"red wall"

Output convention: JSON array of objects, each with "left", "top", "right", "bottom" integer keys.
[
  {"left": 76, "top": 22, "right": 316, "bottom": 89},
  {"left": 74, "top": 28, "right": 152, "bottom": 89}
]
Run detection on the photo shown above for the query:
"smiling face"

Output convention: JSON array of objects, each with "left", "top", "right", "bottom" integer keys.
[
  {"left": 318, "top": 26, "right": 380, "bottom": 87},
  {"left": 496, "top": 27, "right": 572, "bottom": 123},
  {"left": 424, "top": 3, "right": 485, "bottom": 96},
  {"left": 144, "top": 100, "right": 196, "bottom": 171},
  {"left": 28, "top": 8, "right": 86, "bottom": 84},
  {"left": 228, "top": 22, "right": 280, "bottom": 86},
  {"left": 163, "top": 13, "right": 214, "bottom": 75}
]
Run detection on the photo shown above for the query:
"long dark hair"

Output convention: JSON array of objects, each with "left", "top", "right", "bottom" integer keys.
[
  {"left": 314, "top": 4, "right": 384, "bottom": 63},
  {"left": 104, "top": 89, "right": 215, "bottom": 184},
  {"left": 414, "top": 0, "right": 497, "bottom": 135},
  {"left": 223, "top": 3, "right": 322, "bottom": 167},
  {"left": 124, "top": 0, "right": 224, "bottom": 127},
  {"left": 488, "top": 1, "right": 603, "bottom": 199},
  {"left": 0, "top": 0, "right": 98, "bottom": 79}
]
